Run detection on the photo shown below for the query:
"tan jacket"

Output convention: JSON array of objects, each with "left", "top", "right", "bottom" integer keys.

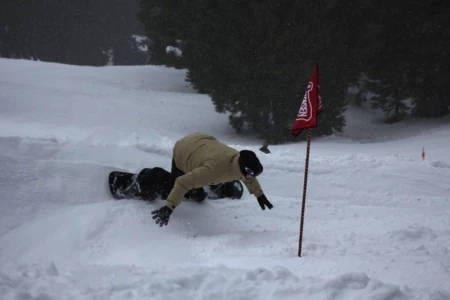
[{"left": 166, "top": 132, "right": 263, "bottom": 209}]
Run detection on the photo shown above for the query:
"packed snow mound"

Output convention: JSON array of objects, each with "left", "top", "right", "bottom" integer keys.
[{"left": 1, "top": 263, "right": 419, "bottom": 300}]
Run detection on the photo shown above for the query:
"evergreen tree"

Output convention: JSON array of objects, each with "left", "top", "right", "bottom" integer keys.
[
  {"left": 137, "top": 0, "right": 186, "bottom": 67},
  {"left": 138, "top": 0, "right": 359, "bottom": 143},
  {"left": 369, "top": 78, "right": 411, "bottom": 123},
  {"left": 408, "top": 0, "right": 450, "bottom": 118},
  {"left": 0, "top": 0, "right": 146, "bottom": 65},
  {"left": 360, "top": 0, "right": 450, "bottom": 120}
]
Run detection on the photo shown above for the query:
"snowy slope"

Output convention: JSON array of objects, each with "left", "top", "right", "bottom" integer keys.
[{"left": 1, "top": 58, "right": 449, "bottom": 300}]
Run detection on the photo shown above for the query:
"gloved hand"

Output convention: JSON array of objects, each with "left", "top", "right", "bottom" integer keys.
[
  {"left": 151, "top": 206, "right": 173, "bottom": 227},
  {"left": 257, "top": 194, "right": 273, "bottom": 210}
]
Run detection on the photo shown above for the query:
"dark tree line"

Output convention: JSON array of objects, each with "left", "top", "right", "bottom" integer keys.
[
  {"left": 0, "top": 0, "right": 147, "bottom": 66},
  {"left": 138, "top": 0, "right": 450, "bottom": 143},
  {"left": 1, "top": 1, "right": 448, "bottom": 143},
  {"left": 360, "top": 0, "right": 450, "bottom": 121}
]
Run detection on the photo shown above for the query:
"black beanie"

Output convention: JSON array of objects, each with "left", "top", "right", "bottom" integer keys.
[{"left": 239, "top": 150, "right": 263, "bottom": 177}]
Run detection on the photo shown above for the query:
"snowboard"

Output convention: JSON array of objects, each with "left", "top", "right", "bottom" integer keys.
[
  {"left": 108, "top": 171, "right": 244, "bottom": 200},
  {"left": 108, "top": 171, "right": 140, "bottom": 200}
]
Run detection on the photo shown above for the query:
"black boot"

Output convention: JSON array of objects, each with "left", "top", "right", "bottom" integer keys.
[{"left": 185, "top": 187, "right": 206, "bottom": 202}]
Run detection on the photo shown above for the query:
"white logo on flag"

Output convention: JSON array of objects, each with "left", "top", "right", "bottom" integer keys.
[
  {"left": 317, "top": 84, "right": 322, "bottom": 112},
  {"left": 296, "top": 82, "right": 314, "bottom": 121}
]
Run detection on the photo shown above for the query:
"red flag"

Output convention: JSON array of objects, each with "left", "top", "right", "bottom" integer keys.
[{"left": 291, "top": 64, "right": 322, "bottom": 137}]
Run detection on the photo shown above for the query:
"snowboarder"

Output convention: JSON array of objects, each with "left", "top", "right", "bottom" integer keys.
[
  {"left": 109, "top": 166, "right": 244, "bottom": 202},
  {"left": 151, "top": 132, "right": 273, "bottom": 227}
]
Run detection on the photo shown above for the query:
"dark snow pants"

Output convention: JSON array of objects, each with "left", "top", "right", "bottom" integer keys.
[{"left": 137, "top": 167, "right": 175, "bottom": 201}]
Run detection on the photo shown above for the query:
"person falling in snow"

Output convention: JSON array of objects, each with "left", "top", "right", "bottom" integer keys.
[{"left": 151, "top": 132, "right": 273, "bottom": 227}]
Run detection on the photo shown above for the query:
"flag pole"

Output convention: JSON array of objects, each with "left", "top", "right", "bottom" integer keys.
[
  {"left": 292, "top": 63, "right": 320, "bottom": 257},
  {"left": 298, "top": 127, "right": 312, "bottom": 257}
]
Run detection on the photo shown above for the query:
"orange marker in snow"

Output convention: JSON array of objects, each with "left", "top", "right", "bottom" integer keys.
[{"left": 422, "top": 147, "right": 425, "bottom": 160}]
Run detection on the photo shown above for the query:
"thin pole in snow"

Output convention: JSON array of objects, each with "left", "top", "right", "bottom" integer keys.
[{"left": 298, "top": 128, "right": 312, "bottom": 257}]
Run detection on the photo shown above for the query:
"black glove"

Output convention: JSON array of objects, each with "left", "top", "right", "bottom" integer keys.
[
  {"left": 151, "top": 206, "right": 173, "bottom": 227},
  {"left": 257, "top": 194, "right": 273, "bottom": 210}
]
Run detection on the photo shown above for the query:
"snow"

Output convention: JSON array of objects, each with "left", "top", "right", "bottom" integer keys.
[
  {"left": 1, "top": 58, "right": 450, "bottom": 300},
  {"left": 166, "top": 46, "right": 183, "bottom": 58},
  {"left": 132, "top": 35, "right": 149, "bottom": 52}
]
